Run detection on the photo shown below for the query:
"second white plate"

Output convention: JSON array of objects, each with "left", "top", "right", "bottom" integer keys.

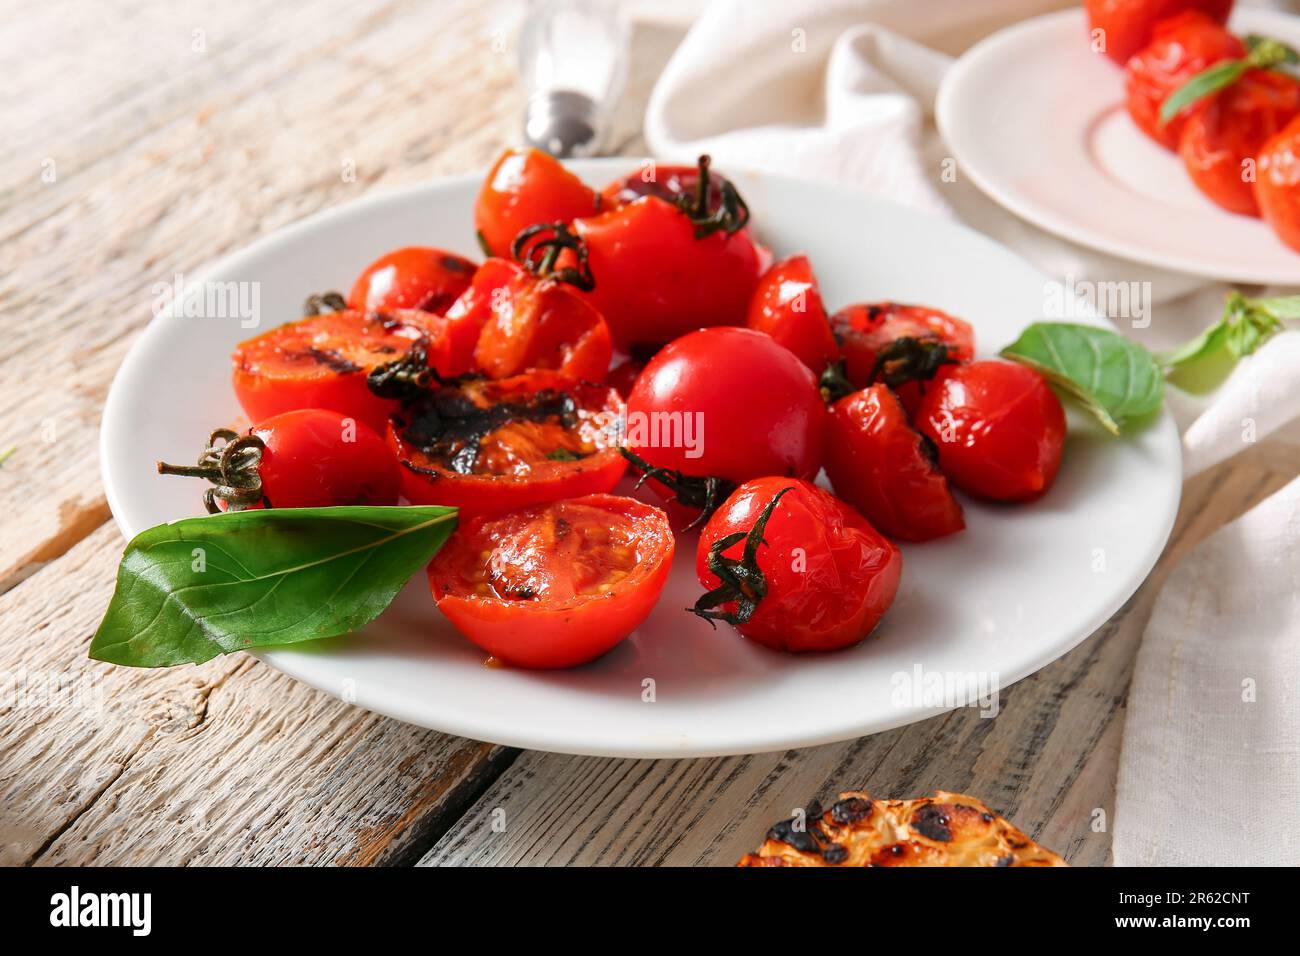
[{"left": 937, "top": 7, "right": 1300, "bottom": 285}]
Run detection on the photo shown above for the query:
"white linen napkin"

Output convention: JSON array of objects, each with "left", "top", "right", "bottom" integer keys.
[{"left": 643, "top": 0, "right": 1300, "bottom": 864}]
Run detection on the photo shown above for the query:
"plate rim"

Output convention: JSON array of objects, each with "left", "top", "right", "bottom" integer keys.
[
  {"left": 936, "top": 6, "right": 1300, "bottom": 286},
  {"left": 100, "top": 160, "right": 1183, "bottom": 757}
]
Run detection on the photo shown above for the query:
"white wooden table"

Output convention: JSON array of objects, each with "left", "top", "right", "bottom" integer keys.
[{"left": 2, "top": 0, "right": 1291, "bottom": 866}]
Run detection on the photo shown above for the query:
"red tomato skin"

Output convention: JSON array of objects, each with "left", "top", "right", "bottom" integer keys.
[
  {"left": 470, "top": 260, "right": 613, "bottom": 382},
  {"left": 1180, "top": 70, "right": 1300, "bottom": 216},
  {"left": 428, "top": 495, "right": 674, "bottom": 669},
  {"left": 388, "top": 373, "right": 628, "bottom": 517},
  {"left": 606, "top": 359, "right": 645, "bottom": 400},
  {"left": 346, "top": 246, "right": 477, "bottom": 315},
  {"left": 915, "top": 361, "right": 1066, "bottom": 503},
  {"left": 232, "top": 310, "right": 434, "bottom": 434},
  {"left": 1124, "top": 12, "right": 1245, "bottom": 150},
  {"left": 474, "top": 148, "right": 599, "bottom": 259},
  {"left": 250, "top": 409, "right": 399, "bottom": 508},
  {"left": 831, "top": 302, "right": 975, "bottom": 416},
  {"left": 1256, "top": 115, "right": 1300, "bottom": 252},
  {"left": 825, "top": 385, "right": 965, "bottom": 542},
  {"left": 1086, "top": 0, "right": 1234, "bottom": 65},
  {"left": 574, "top": 196, "right": 763, "bottom": 351},
  {"left": 626, "top": 327, "right": 826, "bottom": 485},
  {"left": 745, "top": 254, "right": 839, "bottom": 374},
  {"left": 696, "top": 478, "right": 902, "bottom": 653}
]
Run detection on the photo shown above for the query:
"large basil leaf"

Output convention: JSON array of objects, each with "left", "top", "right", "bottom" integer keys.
[
  {"left": 90, "top": 505, "right": 457, "bottom": 667},
  {"left": 1000, "top": 323, "right": 1163, "bottom": 436}
]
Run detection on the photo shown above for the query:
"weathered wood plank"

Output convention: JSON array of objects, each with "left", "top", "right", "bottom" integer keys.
[
  {"left": 418, "top": 451, "right": 1295, "bottom": 866},
  {"left": 0, "top": 0, "right": 522, "bottom": 590},
  {"left": 0, "top": 524, "right": 517, "bottom": 866}
]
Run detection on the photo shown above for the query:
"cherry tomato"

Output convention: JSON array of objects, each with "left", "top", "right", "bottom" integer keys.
[
  {"left": 1085, "top": 0, "right": 1234, "bottom": 65},
  {"left": 470, "top": 227, "right": 612, "bottom": 382},
  {"left": 831, "top": 302, "right": 975, "bottom": 416},
  {"left": 574, "top": 156, "right": 763, "bottom": 351},
  {"left": 606, "top": 358, "right": 646, "bottom": 400},
  {"left": 1256, "top": 114, "right": 1300, "bottom": 253},
  {"left": 745, "top": 254, "right": 839, "bottom": 374},
  {"left": 625, "top": 327, "right": 827, "bottom": 513},
  {"left": 389, "top": 371, "right": 626, "bottom": 516},
  {"left": 915, "top": 361, "right": 1066, "bottom": 503},
  {"left": 158, "top": 409, "right": 399, "bottom": 512},
  {"left": 474, "top": 147, "right": 599, "bottom": 258},
  {"left": 600, "top": 163, "right": 733, "bottom": 209},
  {"left": 693, "top": 478, "right": 902, "bottom": 653},
  {"left": 1124, "top": 11, "right": 1245, "bottom": 150},
  {"left": 232, "top": 309, "right": 440, "bottom": 434},
  {"left": 428, "top": 494, "right": 674, "bottom": 669},
  {"left": 442, "top": 258, "right": 519, "bottom": 376},
  {"left": 347, "top": 246, "right": 477, "bottom": 314},
  {"left": 825, "top": 385, "right": 964, "bottom": 542},
  {"left": 1180, "top": 70, "right": 1300, "bottom": 216}
]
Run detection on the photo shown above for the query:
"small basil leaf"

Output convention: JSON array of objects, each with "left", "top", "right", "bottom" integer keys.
[
  {"left": 1160, "top": 59, "right": 1246, "bottom": 125},
  {"left": 90, "top": 505, "right": 457, "bottom": 668},
  {"left": 1000, "top": 323, "right": 1164, "bottom": 436}
]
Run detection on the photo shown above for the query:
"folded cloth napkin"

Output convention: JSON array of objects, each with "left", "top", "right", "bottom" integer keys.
[{"left": 644, "top": 0, "right": 1300, "bottom": 864}]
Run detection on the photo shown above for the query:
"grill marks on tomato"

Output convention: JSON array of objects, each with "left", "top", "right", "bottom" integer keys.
[{"left": 397, "top": 380, "right": 582, "bottom": 475}]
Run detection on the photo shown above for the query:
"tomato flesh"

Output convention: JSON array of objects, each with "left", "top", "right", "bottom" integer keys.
[
  {"left": 232, "top": 310, "right": 435, "bottom": 434},
  {"left": 696, "top": 478, "right": 902, "bottom": 653},
  {"left": 389, "top": 371, "right": 626, "bottom": 516},
  {"left": 915, "top": 361, "right": 1066, "bottom": 503},
  {"left": 825, "top": 385, "right": 964, "bottom": 542},
  {"left": 429, "top": 494, "right": 674, "bottom": 668}
]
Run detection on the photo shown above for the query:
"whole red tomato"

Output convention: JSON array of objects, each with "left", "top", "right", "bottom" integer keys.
[
  {"left": 347, "top": 246, "right": 477, "bottom": 314},
  {"left": 1256, "top": 114, "right": 1300, "bottom": 253},
  {"left": 1124, "top": 11, "right": 1245, "bottom": 150},
  {"left": 158, "top": 409, "right": 399, "bottom": 512},
  {"left": 1086, "top": 0, "right": 1234, "bottom": 65},
  {"left": 600, "top": 162, "right": 733, "bottom": 209},
  {"left": 474, "top": 147, "right": 599, "bottom": 258},
  {"left": 915, "top": 361, "right": 1066, "bottom": 503},
  {"left": 574, "top": 156, "right": 763, "bottom": 351},
  {"left": 1181, "top": 70, "right": 1300, "bottom": 216},
  {"left": 825, "top": 385, "right": 964, "bottom": 542},
  {"left": 830, "top": 302, "right": 975, "bottom": 416},
  {"left": 428, "top": 494, "right": 674, "bottom": 669},
  {"left": 625, "top": 327, "right": 827, "bottom": 523},
  {"left": 745, "top": 254, "right": 839, "bottom": 374},
  {"left": 693, "top": 478, "right": 902, "bottom": 653}
]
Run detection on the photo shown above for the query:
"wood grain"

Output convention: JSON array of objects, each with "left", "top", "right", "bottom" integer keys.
[{"left": 418, "top": 450, "right": 1296, "bottom": 866}]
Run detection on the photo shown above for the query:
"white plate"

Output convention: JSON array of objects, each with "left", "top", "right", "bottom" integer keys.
[
  {"left": 101, "top": 158, "right": 1181, "bottom": 757},
  {"left": 937, "top": 8, "right": 1300, "bottom": 285}
]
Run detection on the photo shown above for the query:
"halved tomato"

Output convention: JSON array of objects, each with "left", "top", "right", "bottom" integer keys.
[
  {"left": 232, "top": 309, "right": 437, "bottom": 433},
  {"left": 427, "top": 494, "right": 674, "bottom": 668},
  {"left": 388, "top": 371, "right": 626, "bottom": 516}
]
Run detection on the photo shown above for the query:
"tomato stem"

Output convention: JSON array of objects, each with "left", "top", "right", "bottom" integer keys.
[
  {"left": 619, "top": 448, "right": 736, "bottom": 532},
  {"left": 818, "top": 359, "right": 856, "bottom": 403},
  {"left": 157, "top": 428, "right": 266, "bottom": 513},
  {"left": 675, "top": 154, "right": 750, "bottom": 239},
  {"left": 511, "top": 221, "right": 596, "bottom": 291},
  {"left": 867, "top": 336, "right": 957, "bottom": 389},
  {"left": 367, "top": 335, "right": 435, "bottom": 402},
  {"left": 688, "top": 485, "right": 793, "bottom": 628}
]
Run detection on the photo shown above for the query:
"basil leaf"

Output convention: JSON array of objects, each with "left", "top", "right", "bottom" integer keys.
[
  {"left": 1000, "top": 323, "right": 1164, "bottom": 436},
  {"left": 1159, "top": 59, "right": 1246, "bottom": 125},
  {"left": 90, "top": 505, "right": 457, "bottom": 668}
]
